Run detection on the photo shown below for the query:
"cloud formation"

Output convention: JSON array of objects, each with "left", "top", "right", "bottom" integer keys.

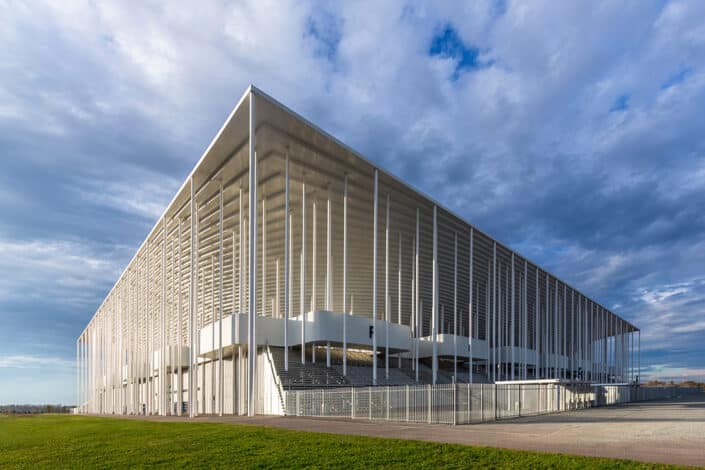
[{"left": 2, "top": 0, "right": 705, "bottom": 401}]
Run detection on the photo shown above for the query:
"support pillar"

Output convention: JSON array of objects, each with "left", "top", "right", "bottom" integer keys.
[
  {"left": 284, "top": 155, "right": 290, "bottom": 371},
  {"left": 247, "top": 90, "right": 257, "bottom": 417},
  {"left": 432, "top": 205, "right": 438, "bottom": 384},
  {"left": 372, "top": 170, "right": 379, "bottom": 385}
]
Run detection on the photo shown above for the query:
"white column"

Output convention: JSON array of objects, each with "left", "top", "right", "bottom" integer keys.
[
  {"left": 247, "top": 90, "right": 257, "bottom": 417},
  {"left": 453, "top": 231, "right": 458, "bottom": 380},
  {"left": 160, "top": 219, "right": 166, "bottom": 416},
  {"left": 553, "top": 279, "right": 558, "bottom": 379},
  {"left": 177, "top": 219, "right": 182, "bottom": 416},
  {"left": 385, "top": 193, "right": 390, "bottom": 380},
  {"left": 468, "top": 228, "right": 473, "bottom": 383},
  {"left": 372, "top": 170, "right": 379, "bottom": 385},
  {"left": 312, "top": 199, "right": 317, "bottom": 314},
  {"left": 311, "top": 198, "right": 316, "bottom": 364},
  {"left": 326, "top": 190, "right": 331, "bottom": 367},
  {"left": 414, "top": 209, "right": 420, "bottom": 381},
  {"left": 276, "top": 259, "right": 280, "bottom": 319},
  {"left": 218, "top": 183, "right": 224, "bottom": 416},
  {"left": 522, "top": 259, "right": 529, "bottom": 380},
  {"left": 431, "top": 205, "right": 438, "bottom": 384},
  {"left": 284, "top": 155, "right": 289, "bottom": 371},
  {"left": 545, "top": 274, "right": 549, "bottom": 379},
  {"left": 535, "top": 269, "right": 539, "bottom": 379},
  {"left": 76, "top": 338, "right": 79, "bottom": 411},
  {"left": 231, "top": 230, "right": 236, "bottom": 413},
  {"left": 262, "top": 197, "right": 267, "bottom": 319},
  {"left": 397, "top": 232, "right": 402, "bottom": 368},
  {"left": 300, "top": 182, "right": 306, "bottom": 364},
  {"left": 510, "top": 253, "right": 515, "bottom": 381},
  {"left": 342, "top": 175, "right": 348, "bottom": 376},
  {"left": 326, "top": 191, "right": 332, "bottom": 311},
  {"left": 492, "top": 242, "right": 497, "bottom": 382},
  {"left": 562, "top": 284, "right": 566, "bottom": 380},
  {"left": 238, "top": 187, "right": 244, "bottom": 414},
  {"left": 638, "top": 329, "right": 641, "bottom": 384}
]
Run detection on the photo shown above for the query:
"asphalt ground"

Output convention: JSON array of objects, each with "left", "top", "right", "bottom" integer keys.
[{"left": 123, "top": 393, "right": 705, "bottom": 467}]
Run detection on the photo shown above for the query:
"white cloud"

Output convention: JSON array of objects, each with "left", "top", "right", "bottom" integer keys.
[
  {"left": 72, "top": 172, "right": 180, "bottom": 220},
  {"left": 0, "top": 238, "right": 124, "bottom": 310}
]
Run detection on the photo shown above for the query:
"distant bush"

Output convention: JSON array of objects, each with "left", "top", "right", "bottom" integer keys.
[{"left": 0, "top": 404, "right": 73, "bottom": 414}]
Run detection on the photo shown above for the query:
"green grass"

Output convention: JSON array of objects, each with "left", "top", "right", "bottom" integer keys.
[{"left": 0, "top": 414, "right": 681, "bottom": 469}]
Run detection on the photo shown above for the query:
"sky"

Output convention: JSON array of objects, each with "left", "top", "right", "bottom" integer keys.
[{"left": 1, "top": 0, "right": 705, "bottom": 405}]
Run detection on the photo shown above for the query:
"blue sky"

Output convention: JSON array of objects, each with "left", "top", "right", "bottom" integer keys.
[{"left": 2, "top": 0, "right": 705, "bottom": 404}]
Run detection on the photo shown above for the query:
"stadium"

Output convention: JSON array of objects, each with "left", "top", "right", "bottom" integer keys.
[{"left": 76, "top": 86, "right": 640, "bottom": 419}]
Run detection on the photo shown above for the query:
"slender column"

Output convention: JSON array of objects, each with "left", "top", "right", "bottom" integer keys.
[
  {"left": 553, "top": 279, "right": 558, "bottom": 379},
  {"left": 210, "top": 255, "right": 215, "bottom": 414},
  {"left": 76, "top": 339, "right": 79, "bottom": 411},
  {"left": 571, "top": 290, "right": 575, "bottom": 380},
  {"left": 431, "top": 205, "right": 438, "bottom": 384},
  {"left": 301, "top": 182, "right": 306, "bottom": 364},
  {"left": 492, "top": 242, "right": 497, "bottom": 382},
  {"left": 580, "top": 295, "right": 585, "bottom": 379},
  {"left": 262, "top": 197, "right": 267, "bottom": 319},
  {"left": 231, "top": 230, "right": 236, "bottom": 413},
  {"left": 397, "top": 232, "right": 402, "bottom": 368},
  {"left": 638, "top": 330, "right": 641, "bottom": 384},
  {"left": 545, "top": 274, "right": 549, "bottom": 379},
  {"left": 312, "top": 199, "right": 317, "bottom": 314},
  {"left": 177, "top": 219, "right": 182, "bottom": 416},
  {"left": 372, "top": 170, "right": 379, "bottom": 385},
  {"left": 499, "top": 264, "right": 503, "bottom": 379},
  {"left": 326, "top": 190, "right": 332, "bottom": 367},
  {"left": 478, "top": 260, "right": 492, "bottom": 382},
  {"left": 604, "top": 308, "right": 608, "bottom": 382},
  {"left": 414, "top": 209, "right": 420, "bottom": 381},
  {"left": 522, "top": 259, "right": 529, "bottom": 380},
  {"left": 160, "top": 219, "right": 166, "bottom": 416},
  {"left": 534, "top": 269, "right": 539, "bottom": 379},
  {"left": 342, "top": 176, "right": 347, "bottom": 375},
  {"left": 284, "top": 155, "right": 289, "bottom": 371},
  {"left": 276, "top": 258, "right": 280, "bottom": 318},
  {"left": 385, "top": 193, "right": 390, "bottom": 379},
  {"left": 326, "top": 191, "right": 332, "bottom": 311},
  {"left": 311, "top": 198, "right": 317, "bottom": 364},
  {"left": 585, "top": 298, "right": 589, "bottom": 380},
  {"left": 247, "top": 91, "right": 256, "bottom": 417},
  {"left": 510, "top": 253, "right": 515, "bottom": 381},
  {"left": 468, "top": 228, "right": 473, "bottom": 383},
  {"left": 453, "top": 231, "right": 458, "bottom": 380},
  {"left": 562, "top": 284, "right": 566, "bottom": 380},
  {"left": 217, "top": 183, "right": 224, "bottom": 416},
  {"left": 238, "top": 187, "right": 244, "bottom": 414}
]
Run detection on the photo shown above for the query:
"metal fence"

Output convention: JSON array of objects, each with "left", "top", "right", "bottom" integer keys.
[{"left": 284, "top": 384, "right": 700, "bottom": 425}]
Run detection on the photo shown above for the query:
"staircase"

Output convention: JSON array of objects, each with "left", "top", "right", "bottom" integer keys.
[
  {"left": 269, "top": 346, "right": 490, "bottom": 390},
  {"left": 269, "top": 347, "right": 349, "bottom": 390}
]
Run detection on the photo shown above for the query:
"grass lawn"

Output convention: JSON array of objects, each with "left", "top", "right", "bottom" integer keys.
[{"left": 0, "top": 414, "right": 681, "bottom": 469}]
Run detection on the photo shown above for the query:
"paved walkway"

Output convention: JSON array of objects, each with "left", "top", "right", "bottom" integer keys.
[{"left": 127, "top": 394, "right": 705, "bottom": 467}]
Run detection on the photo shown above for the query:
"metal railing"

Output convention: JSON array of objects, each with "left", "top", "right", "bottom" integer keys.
[{"left": 284, "top": 384, "right": 700, "bottom": 425}]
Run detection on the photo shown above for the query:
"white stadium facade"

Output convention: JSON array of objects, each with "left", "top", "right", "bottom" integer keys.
[{"left": 76, "top": 86, "right": 641, "bottom": 418}]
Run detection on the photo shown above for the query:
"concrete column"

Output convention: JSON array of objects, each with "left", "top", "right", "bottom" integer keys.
[
  {"left": 468, "top": 228, "right": 473, "bottom": 383},
  {"left": 247, "top": 90, "right": 257, "bottom": 417},
  {"left": 432, "top": 205, "right": 438, "bottom": 384},
  {"left": 372, "top": 170, "right": 379, "bottom": 385},
  {"left": 284, "top": 155, "right": 290, "bottom": 371},
  {"left": 342, "top": 175, "right": 348, "bottom": 376}
]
